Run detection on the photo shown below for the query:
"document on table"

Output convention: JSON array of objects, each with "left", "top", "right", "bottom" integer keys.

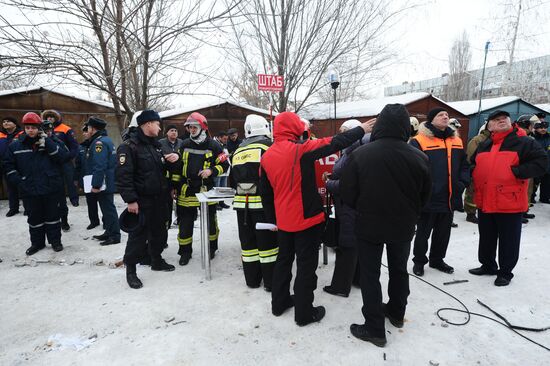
[
  {"left": 83, "top": 175, "right": 106, "bottom": 193},
  {"left": 255, "top": 223, "right": 277, "bottom": 231}
]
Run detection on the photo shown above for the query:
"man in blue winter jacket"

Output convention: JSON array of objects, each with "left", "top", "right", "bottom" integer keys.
[
  {"left": 83, "top": 117, "right": 121, "bottom": 246},
  {"left": 2, "top": 112, "right": 71, "bottom": 255}
]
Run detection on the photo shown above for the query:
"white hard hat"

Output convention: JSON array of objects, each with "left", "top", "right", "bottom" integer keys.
[
  {"left": 300, "top": 117, "right": 311, "bottom": 131},
  {"left": 244, "top": 114, "right": 271, "bottom": 138},
  {"left": 410, "top": 117, "right": 419, "bottom": 132},
  {"left": 340, "top": 119, "right": 361, "bottom": 132},
  {"left": 449, "top": 118, "right": 462, "bottom": 129},
  {"left": 130, "top": 110, "right": 143, "bottom": 127}
]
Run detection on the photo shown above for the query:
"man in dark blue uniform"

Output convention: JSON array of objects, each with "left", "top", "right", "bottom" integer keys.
[
  {"left": 1, "top": 116, "right": 23, "bottom": 216},
  {"left": 41, "top": 110, "right": 80, "bottom": 231},
  {"left": 2, "top": 112, "right": 70, "bottom": 255},
  {"left": 74, "top": 123, "right": 101, "bottom": 230},
  {"left": 81, "top": 117, "right": 121, "bottom": 246}
]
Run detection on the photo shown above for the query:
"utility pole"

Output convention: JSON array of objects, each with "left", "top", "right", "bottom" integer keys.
[
  {"left": 504, "top": 0, "right": 522, "bottom": 95},
  {"left": 477, "top": 41, "right": 491, "bottom": 132}
]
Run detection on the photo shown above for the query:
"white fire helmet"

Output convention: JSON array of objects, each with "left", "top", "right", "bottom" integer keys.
[
  {"left": 410, "top": 117, "right": 420, "bottom": 132},
  {"left": 449, "top": 118, "right": 462, "bottom": 130},
  {"left": 340, "top": 119, "right": 361, "bottom": 132},
  {"left": 129, "top": 110, "right": 143, "bottom": 127},
  {"left": 244, "top": 114, "right": 271, "bottom": 138}
]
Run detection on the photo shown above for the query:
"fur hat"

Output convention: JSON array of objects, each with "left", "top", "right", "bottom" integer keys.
[
  {"left": 136, "top": 109, "right": 161, "bottom": 126},
  {"left": 119, "top": 208, "right": 145, "bottom": 233},
  {"left": 41, "top": 109, "right": 62, "bottom": 123},
  {"left": 87, "top": 117, "right": 107, "bottom": 130}
]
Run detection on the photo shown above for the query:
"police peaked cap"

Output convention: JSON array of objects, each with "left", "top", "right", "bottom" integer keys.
[
  {"left": 87, "top": 117, "right": 107, "bottom": 130},
  {"left": 118, "top": 208, "right": 145, "bottom": 234}
]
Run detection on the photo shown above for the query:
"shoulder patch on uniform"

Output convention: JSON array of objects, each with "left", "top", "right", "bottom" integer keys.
[
  {"left": 119, "top": 153, "right": 126, "bottom": 165},
  {"left": 95, "top": 144, "right": 103, "bottom": 153}
]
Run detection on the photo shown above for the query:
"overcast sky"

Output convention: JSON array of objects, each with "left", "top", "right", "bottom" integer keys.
[
  {"left": 2, "top": 0, "right": 549, "bottom": 106},
  {"left": 383, "top": 0, "right": 550, "bottom": 90}
]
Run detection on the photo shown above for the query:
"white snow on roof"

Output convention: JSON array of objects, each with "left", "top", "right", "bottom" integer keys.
[
  {"left": 0, "top": 85, "right": 121, "bottom": 111},
  {"left": 160, "top": 98, "right": 275, "bottom": 119},
  {"left": 536, "top": 104, "right": 550, "bottom": 113},
  {"left": 448, "top": 96, "right": 520, "bottom": 116},
  {"left": 300, "top": 92, "right": 430, "bottom": 120}
]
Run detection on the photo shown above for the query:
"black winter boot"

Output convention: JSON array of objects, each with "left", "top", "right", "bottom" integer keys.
[
  {"left": 466, "top": 213, "right": 478, "bottom": 224},
  {"left": 151, "top": 258, "right": 175, "bottom": 272},
  {"left": 126, "top": 265, "right": 143, "bottom": 289},
  {"left": 179, "top": 252, "right": 191, "bottom": 266}
]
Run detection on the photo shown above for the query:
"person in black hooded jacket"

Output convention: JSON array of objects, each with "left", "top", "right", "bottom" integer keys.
[{"left": 340, "top": 103, "right": 431, "bottom": 347}]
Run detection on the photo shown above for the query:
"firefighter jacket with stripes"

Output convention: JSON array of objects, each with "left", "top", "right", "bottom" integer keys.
[
  {"left": 230, "top": 136, "right": 272, "bottom": 210},
  {"left": 171, "top": 136, "right": 229, "bottom": 207},
  {"left": 2, "top": 133, "right": 70, "bottom": 197},
  {"left": 410, "top": 122, "right": 470, "bottom": 212},
  {"left": 471, "top": 127, "right": 548, "bottom": 213}
]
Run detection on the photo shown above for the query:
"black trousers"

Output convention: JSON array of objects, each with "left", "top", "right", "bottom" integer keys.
[
  {"left": 328, "top": 246, "right": 359, "bottom": 295},
  {"left": 159, "top": 193, "right": 173, "bottom": 247},
  {"left": 236, "top": 209, "right": 278, "bottom": 289},
  {"left": 177, "top": 204, "right": 218, "bottom": 255},
  {"left": 58, "top": 191, "right": 69, "bottom": 223},
  {"left": 6, "top": 178, "right": 20, "bottom": 211},
  {"left": 538, "top": 173, "right": 550, "bottom": 201},
  {"left": 96, "top": 192, "right": 120, "bottom": 240},
  {"left": 358, "top": 239, "right": 411, "bottom": 337},
  {"left": 23, "top": 195, "right": 62, "bottom": 247},
  {"left": 477, "top": 211, "right": 523, "bottom": 280},
  {"left": 62, "top": 161, "right": 78, "bottom": 200},
  {"left": 123, "top": 197, "right": 166, "bottom": 265},
  {"left": 413, "top": 211, "right": 453, "bottom": 265},
  {"left": 271, "top": 223, "right": 322, "bottom": 323},
  {"left": 85, "top": 193, "right": 100, "bottom": 225}
]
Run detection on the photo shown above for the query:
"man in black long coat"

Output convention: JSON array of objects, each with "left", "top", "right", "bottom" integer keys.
[{"left": 340, "top": 103, "right": 431, "bottom": 347}]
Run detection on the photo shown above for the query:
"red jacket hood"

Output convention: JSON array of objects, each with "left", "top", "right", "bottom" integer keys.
[{"left": 273, "top": 112, "right": 304, "bottom": 142}]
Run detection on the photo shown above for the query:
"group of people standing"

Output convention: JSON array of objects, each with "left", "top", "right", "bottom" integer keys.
[
  {"left": 1, "top": 111, "right": 119, "bottom": 254},
  {"left": 2, "top": 103, "right": 549, "bottom": 348}
]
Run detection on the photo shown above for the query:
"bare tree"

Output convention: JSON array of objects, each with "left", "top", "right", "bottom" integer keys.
[
  {"left": 447, "top": 31, "right": 472, "bottom": 101},
  {"left": 490, "top": 0, "right": 550, "bottom": 96},
  {"left": 224, "top": 0, "right": 413, "bottom": 112},
  {"left": 0, "top": 0, "right": 240, "bottom": 129}
]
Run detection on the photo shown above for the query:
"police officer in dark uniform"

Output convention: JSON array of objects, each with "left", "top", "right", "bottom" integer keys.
[
  {"left": 230, "top": 114, "right": 277, "bottom": 291},
  {"left": 79, "top": 117, "right": 121, "bottom": 246},
  {"left": 2, "top": 112, "right": 70, "bottom": 255},
  {"left": 116, "top": 110, "right": 175, "bottom": 289}
]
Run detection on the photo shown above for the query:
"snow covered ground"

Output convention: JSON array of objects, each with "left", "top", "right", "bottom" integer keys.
[{"left": 1, "top": 196, "right": 549, "bottom": 365}]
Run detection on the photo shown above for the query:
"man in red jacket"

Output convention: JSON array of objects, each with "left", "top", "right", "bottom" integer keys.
[
  {"left": 260, "top": 111, "right": 373, "bottom": 326},
  {"left": 470, "top": 110, "right": 547, "bottom": 286}
]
